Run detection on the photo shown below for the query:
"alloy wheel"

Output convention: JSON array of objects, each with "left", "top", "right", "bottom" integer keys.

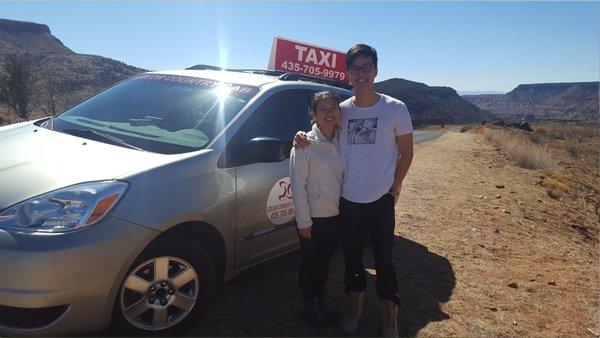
[{"left": 120, "top": 256, "right": 199, "bottom": 331}]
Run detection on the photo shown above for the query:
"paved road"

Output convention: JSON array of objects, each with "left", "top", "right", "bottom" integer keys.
[
  {"left": 414, "top": 126, "right": 465, "bottom": 144},
  {"left": 413, "top": 130, "right": 445, "bottom": 144}
]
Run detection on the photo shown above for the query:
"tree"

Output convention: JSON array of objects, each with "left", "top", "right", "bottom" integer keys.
[
  {"left": 36, "top": 71, "right": 59, "bottom": 117},
  {"left": 0, "top": 54, "right": 32, "bottom": 120}
]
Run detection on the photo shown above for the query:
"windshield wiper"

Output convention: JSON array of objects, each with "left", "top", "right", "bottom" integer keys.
[{"left": 61, "top": 128, "right": 144, "bottom": 151}]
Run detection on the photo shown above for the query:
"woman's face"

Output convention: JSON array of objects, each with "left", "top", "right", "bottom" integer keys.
[{"left": 314, "top": 97, "right": 341, "bottom": 129}]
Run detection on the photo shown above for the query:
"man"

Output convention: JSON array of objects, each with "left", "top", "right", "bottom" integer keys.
[{"left": 295, "top": 44, "right": 414, "bottom": 337}]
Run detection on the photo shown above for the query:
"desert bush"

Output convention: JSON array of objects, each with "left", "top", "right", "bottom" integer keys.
[
  {"left": 460, "top": 124, "right": 474, "bottom": 133},
  {"left": 484, "top": 128, "right": 558, "bottom": 170},
  {"left": 542, "top": 171, "right": 575, "bottom": 200},
  {"left": 540, "top": 124, "right": 598, "bottom": 141},
  {"left": 528, "top": 132, "right": 542, "bottom": 143},
  {"left": 547, "top": 190, "right": 561, "bottom": 200},
  {"left": 567, "top": 139, "right": 582, "bottom": 159},
  {"left": 542, "top": 176, "right": 571, "bottom": 192},
  {"left": 549, "top": 125, "right": 566, "bottom": 140},
  {"left": 0, "top": 54, "right": 32, "bottom": 120}
]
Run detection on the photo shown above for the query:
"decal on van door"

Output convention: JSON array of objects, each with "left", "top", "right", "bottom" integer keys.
[{"left": 266, "top": 177, "right": 294, "bottom": 225}]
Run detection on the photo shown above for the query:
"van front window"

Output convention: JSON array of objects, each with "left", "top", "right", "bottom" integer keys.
[{"left": 51, "top": 74, "right": 258, "bottom": 154}]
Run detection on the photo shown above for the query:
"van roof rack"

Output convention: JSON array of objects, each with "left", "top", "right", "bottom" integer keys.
[
  {"left": 228, "top": 69, "right": 287, "bottom": 76},
  {"left": 184, "top": 65, "right": 352, "bottom": 90},
  {"left": 279, "top": 72, "right": 353, "bottom": 90}
]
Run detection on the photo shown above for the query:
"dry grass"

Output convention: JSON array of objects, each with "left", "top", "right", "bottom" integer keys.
[
  {"left": 541, "top": 174, "right": 572, "bottom": 200},
  {"left": 542, "top": 176, "right": 571, "bottom": 192},
  {"left": 484, "top": 128, "right": 558, "bottom": 170},
  {"left": 459, "top": 124, "right": 474, "bottom": 133},
  {"left": 515, "top": 122, "right": 598, "bottom": 217},
  {"left": 535, "top": 124, "right": 598, "bottom": 161},
  {"left": 536, "top": 124, "right": 598, "bottom": 141}
]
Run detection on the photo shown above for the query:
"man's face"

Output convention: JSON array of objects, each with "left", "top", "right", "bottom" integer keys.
[{"left": 347, "top": 55, "right": 378, "bottom": 91}]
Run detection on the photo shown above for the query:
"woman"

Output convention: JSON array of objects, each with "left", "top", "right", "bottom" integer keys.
[{"left": 289, "top": 91, "right": 342, "bottom": 327}]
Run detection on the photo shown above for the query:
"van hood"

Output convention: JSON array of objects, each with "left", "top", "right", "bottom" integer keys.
[{"left": 0, "top": 122, "right": 175, "bottom": 210}]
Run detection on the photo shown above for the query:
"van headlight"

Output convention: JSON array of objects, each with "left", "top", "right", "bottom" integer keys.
[{"left": 0, "top": 181, "right": 128, "bottom": 233}]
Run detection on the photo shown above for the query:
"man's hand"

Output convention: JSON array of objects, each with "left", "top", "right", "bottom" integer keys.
[
  {"left": 389, "top": 183, "right": 402, "bottom": 204},
  {"left": 298, "top": 227, "right": 312, "bottom": 239},
  {"left": 293, "top": 131, "right": 310, "bottom": 149}
]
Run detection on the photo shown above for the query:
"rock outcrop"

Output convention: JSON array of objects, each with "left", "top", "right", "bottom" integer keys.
[
  {"left": 0, "top": 18, "right": 146, "bottom": 114},
  {"left": 375, "top": 78, "right": 496, "bottom": 127},
  {"left": 464, "top": 82, "right": 599, "bottom": 121}
]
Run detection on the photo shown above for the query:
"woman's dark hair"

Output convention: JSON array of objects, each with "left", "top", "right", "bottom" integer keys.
[
  {"left": 308, "top": 91, "right": 340, "bottom": 124},
  {"left": 345, "top": 44, "right": 378, "bottom": 70}
]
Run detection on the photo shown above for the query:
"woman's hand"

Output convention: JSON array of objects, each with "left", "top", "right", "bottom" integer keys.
[{"left": 298, "top": 227, "right": 312, "bottom": 239}]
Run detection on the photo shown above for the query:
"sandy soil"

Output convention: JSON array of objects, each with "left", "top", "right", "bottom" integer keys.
[{"left": 188, "top": 130, "right": 599, "bottom": 337}]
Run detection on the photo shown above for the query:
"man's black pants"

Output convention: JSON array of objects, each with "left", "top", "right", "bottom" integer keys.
[
  {"left": 298, "top": 215, "right": 339, "bottom": 299},
  {"left": 340, "top": 194, "right": 400, "bottom": 304}
]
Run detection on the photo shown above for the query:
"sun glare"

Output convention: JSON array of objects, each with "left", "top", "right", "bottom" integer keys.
[
  {"left": 213, "top": 82, "right": 232, "bottom": 101},
  {"left": 211, "top": 82, "right": 230, "bottom": 131}
]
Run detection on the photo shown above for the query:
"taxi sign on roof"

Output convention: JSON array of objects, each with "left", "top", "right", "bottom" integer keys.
[{"left": 268, "top": 37, "right": 349, "bottom": 84}]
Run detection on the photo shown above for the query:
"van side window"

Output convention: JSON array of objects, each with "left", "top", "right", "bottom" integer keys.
[
  {"left": 328, "top": 91, "right": 352, "bottom": 103},
  {"left": 339, "top": 93, "right": 353, "bottom": 102},
  {"left": 309, "top": 89, "right": 351, "bottom": 106},
  {"left": 220, "top": 89, "right": 312, "bottom": 167}
]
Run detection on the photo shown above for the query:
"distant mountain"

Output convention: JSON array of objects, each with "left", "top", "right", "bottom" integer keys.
[
  {"left": 375, "top": 78, "right": 496, "bottom": 127},
  {"left": 0, "top": 18, "right": 146, "bottom": 119},
  {"left": 458, "top": 90, "right": 505, "bottom": 95},
  {"left": 464, "top": 82, "right": 599, "bottom": 121}
]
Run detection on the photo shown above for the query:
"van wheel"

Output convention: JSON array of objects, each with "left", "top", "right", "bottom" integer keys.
[{"left": 112, "top": 236, "right": 216, "bottom": 335}]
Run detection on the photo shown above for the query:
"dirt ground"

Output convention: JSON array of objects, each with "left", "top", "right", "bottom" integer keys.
[{"left": 188, "top": 130, "right": 599, "bottom": 337}]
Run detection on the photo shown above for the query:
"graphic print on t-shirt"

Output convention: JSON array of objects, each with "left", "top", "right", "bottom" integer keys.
[{"left": 348, "top": 118, "right": 378, "bottom": 145}]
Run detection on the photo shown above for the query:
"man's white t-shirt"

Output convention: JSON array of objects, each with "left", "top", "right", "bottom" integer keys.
[{"left": 339, "top": 94, "right": 413, "bottom": 203}]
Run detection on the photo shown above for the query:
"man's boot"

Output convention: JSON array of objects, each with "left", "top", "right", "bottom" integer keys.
[
  {"left": 303, "top": 297, "right": 326, "bottom": 327},
  {"left": 339, "top": 291, "right": 365, "bottom": 335},
  {"left": 380, "top": 299, "right": 399, "bottom": 337},
  {"left": 316, "top": 292, "right": 339, "bottom": 322}
]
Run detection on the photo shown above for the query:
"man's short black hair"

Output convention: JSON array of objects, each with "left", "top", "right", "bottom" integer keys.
[{"left": 345, "top": 44, "right": 378, "bottom": 70}]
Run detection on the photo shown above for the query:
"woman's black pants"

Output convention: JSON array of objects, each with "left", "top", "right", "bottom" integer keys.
[{"left": 298, "top": 215, "right": 339, "bottom": 299}]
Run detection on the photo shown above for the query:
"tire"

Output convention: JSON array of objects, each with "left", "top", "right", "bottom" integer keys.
[{"left": 111, "top": 234, "right": 217, "bottom": 336}]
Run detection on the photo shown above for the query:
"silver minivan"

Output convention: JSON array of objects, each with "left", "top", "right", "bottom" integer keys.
[{"left": 0, "top": 67, "right": 352, "bottom": 335}]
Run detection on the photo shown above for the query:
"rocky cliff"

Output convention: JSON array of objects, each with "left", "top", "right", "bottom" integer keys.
[
  {"left": 375, "top": 78, "right": 496, "bottom": 127},
  {"left": 464, "top": 82, "right": 599, "bottom": 121},
  {"left": 0, "top": 18, "right": 145, "bottom": 118}
]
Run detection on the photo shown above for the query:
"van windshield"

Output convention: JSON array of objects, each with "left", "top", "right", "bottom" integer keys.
[{"left": 51, "top": 74, "right": 259, "bottom": 154}]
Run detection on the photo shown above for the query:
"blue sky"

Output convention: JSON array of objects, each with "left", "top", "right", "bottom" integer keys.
[{"left": 1, "top": 1, "right": 598, "bottom": 93}]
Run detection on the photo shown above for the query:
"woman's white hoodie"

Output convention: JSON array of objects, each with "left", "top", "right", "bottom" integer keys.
[{"left": 289, "top": 124, "right": 343, "bottom": 229}]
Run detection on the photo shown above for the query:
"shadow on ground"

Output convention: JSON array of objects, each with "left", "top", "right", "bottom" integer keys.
[
  {"left": 393, "top": 236, "right": 455, "bottom": 336},
  {"left": 185, "top": 235, "right": 455, "bottom": 337}
]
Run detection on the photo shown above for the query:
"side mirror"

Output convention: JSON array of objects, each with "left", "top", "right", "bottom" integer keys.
[{"left": 245, "top": 137, "right": 286, "bottom": 163}]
